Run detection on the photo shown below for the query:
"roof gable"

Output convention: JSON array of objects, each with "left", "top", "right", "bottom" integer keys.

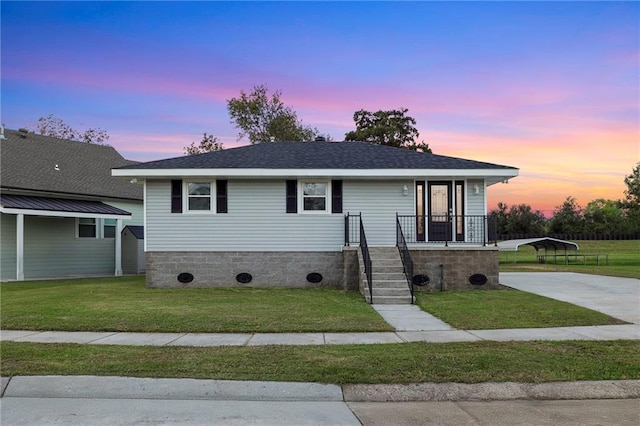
[
  {"left": 117, "top": 141, "right": 518, "bottom": 171},
  {"left": 1, "top": 129, "right": 142, "bottom": 200}
]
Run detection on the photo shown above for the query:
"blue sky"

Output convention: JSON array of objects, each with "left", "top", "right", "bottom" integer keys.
[{"left": 2, "top": 1, "right": 638, "bottom": 212}]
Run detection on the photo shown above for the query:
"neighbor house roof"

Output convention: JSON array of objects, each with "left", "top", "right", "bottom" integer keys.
[
  {"left": 114, "top": 141, "right": 518, "bottom": 184},
  {"left": 0, "top": 194, "right": 131, "bottom": 216},
  {"left": 1, "top": 128, "right": 142, "bottom": 201}
]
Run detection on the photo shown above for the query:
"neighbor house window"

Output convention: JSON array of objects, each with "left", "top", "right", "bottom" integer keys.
[
  {"left": 301, "top": 182, "right": 329, "bottom": 212},
  {"left": 186, "top": 182, "right": 213, "bottom": 211},
  {"left": 78, "top": 218, "right": 97, "bottom": 238},
  {"left": 103, "top": 219, "right": 117, "bottom": 238}
]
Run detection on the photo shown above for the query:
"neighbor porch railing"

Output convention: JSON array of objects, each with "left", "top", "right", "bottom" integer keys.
[
  {"left": 396, "top": 214, "right": 497, "bottom": 246},
  {"left": 396, "top": 214, "right": 414, "bottom": 304}
]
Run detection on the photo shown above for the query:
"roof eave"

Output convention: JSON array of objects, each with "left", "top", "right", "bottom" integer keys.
[{"left": 112, "top": 168, "right": 520, "bottom": 180}]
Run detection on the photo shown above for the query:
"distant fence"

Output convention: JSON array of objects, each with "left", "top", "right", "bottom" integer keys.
[{"left": 498, "top": 233, "right": 640, "bottom": 241}]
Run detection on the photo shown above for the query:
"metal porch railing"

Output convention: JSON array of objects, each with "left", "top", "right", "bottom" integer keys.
[
  {"left": 396, "top": 214, "right": 497, "bottom": 246},
  {"left": 396, "top": 214, "right": 414, "bottom": 304}
]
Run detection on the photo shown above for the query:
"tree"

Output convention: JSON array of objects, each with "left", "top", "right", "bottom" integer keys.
[
  {"left": 548, "top": 196, "right": 585, "bottom": 234},
  {"left": 344, "top": 108, "right": 432, "bottom": 152},
  {"left": 227, "top": 84, "right": 318, "bottom": 143},
  {"left": 489, "top": 202, "right": 546, "bottom": 236},
  {"left": 621, "top": 163, "right": 640, "bottom": 232},
  {"left": 32, "top": 114, "right": 109, "bottom": 145},
  {"left": 489, "top": 202, "right": 510, "bottom": 235},
  {"left": 184, "top": 133, "right": 224, "bottom": 155},
  {"left": 583, "top": 199, "right": 627, "bottom": 234},
  {"left": 623, "top": 162, "right": 640, "bottom": 207}
]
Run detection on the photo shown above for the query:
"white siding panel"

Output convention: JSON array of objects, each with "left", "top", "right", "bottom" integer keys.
[
  {"left": 106, "top": 201, "right": 144, "bottom": 226},
  {"left": 467, "top": 179, "right": 485, "bottom": 215},
  {"left": 343, "top": 180, "right": 414, "bottom": 246},
  {"left": 146, "top": 180, "right": 344, "bottom": 252}
]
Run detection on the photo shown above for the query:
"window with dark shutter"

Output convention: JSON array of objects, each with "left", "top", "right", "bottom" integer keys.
[
  {"left": 286, "top": 180, "right": 297, "bottom": 213},
  {"left": 216, "top": 180, "right": 228, "bottom": 213},
  {"left": 171, "top": 180, "right": 183, "bottom": 213},
  {"left": 331, "top": 180, "right": 343, "bottom": 214}
]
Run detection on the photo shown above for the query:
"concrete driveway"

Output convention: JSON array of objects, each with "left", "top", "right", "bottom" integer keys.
[{"left": 500, "top": 272, "right": 640, "bottom": 325}]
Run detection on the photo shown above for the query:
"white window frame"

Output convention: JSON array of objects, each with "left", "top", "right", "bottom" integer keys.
[
  {"left": 298, "top": 180, "right": 331, "bottom": 214},
  {"left": 102, "top": 218, "right": 117, "bottom": 238},
  {"left": 184, "top": 180, "right": 216, "bottom": 214},
  {"left": 76, "top": 217, "right": 98, "bottom": 238}
]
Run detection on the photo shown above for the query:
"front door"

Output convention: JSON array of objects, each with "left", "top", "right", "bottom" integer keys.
[{"left": 428, "top": 182, "right": 452, "bottom": 241}]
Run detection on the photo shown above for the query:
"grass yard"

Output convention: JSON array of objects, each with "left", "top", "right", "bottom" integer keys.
[
  {"left": 0, "top": 276, "right": 393, "bottom": 333},
  {"left": 415, "top": 288, "right": 627, "bottom": 330},
  {"left": 3, "top": 274, "right": 629, "bottom": 332},
  {"left": 2, "top": 340, "right": 638, "bottom": 384},
  {"left": 499, "top": 240, "right": 640, "bottom": 279}
]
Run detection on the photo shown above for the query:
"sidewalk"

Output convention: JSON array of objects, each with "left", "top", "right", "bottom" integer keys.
[{"left": 2, "top": 322, "right": 638, "bottom": 347}]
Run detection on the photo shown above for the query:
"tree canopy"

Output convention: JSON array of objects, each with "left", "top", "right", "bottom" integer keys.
[
  {"left": 32, "top": 114, "right": 109, "bottom": 145},
  {"left": 227, "top": 84, "right": 318, "bottom": 143},
  {"left": 183, "top": 132, "right": 224, "bottom": 155},
  {"left": 344, "top": 108, "right": 432, "bottom": 152}
]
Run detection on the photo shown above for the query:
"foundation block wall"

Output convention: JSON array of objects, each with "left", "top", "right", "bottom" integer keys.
[
  {"left": 146, "top": 251, "right": 344, "bottom": 288},
  {"left": 409, "top": 247, "right": 500, "bottom": 291}
]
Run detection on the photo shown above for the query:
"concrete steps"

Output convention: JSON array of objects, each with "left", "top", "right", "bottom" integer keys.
[{"left": 359, "top": 247, "right": 413, "bottom": 304}]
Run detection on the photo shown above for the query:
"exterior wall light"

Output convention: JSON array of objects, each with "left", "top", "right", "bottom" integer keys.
[{"left": 402, "top": 185, "right": 409, "bottom": 196}]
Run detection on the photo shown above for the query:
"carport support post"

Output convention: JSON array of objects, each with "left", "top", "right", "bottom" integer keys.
[
  {"left": 16, "top": 213, "right": 24, "bottom": 281},
  {"left": 114, "top": 218, "right": 123, "bottom": 276}
]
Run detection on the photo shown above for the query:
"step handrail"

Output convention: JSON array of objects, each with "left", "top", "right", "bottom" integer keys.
[
  {"left": 396, "top": 214, "right": 415, "bottom": 304},
  {"left": 359, "top": 214, "right": 373, "bottom": 304}
]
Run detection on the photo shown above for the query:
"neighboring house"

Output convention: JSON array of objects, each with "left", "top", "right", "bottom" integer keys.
[
  {"left": 114, "top": 141, "right": 518, "bottom": 302},
  {"left": 0, "top": 127, "right": 143, "bottom": 280}
]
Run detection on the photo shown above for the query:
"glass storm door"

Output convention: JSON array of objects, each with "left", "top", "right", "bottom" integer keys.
[{"left": 428, "top": 182, "right": 452, "bottom": 242}]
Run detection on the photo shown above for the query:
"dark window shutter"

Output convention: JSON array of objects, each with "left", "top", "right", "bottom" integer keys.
[
  {"left": 331, "top": 180, "right": 343, "bottom": 214},
  {"left": 171, "top": 180, "right": 182, "bottom": 213},
  {"left": 216, "top": 180, "right": 228, "bottom": 213},
  {"left": 286, "top": 180, "right": 297, "bottom": 213}
]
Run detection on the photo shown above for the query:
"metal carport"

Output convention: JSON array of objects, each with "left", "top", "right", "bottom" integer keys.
[{"left": 497, "top": 237, "right": 579, "bottom": 264}]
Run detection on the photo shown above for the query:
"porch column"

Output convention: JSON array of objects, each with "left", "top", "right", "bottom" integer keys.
[
  {"left": 114, "top": 218, "right": 123, "bottom": 276},
  {"left": 16, "top": 213, "right": 24, "bottom": 281}
]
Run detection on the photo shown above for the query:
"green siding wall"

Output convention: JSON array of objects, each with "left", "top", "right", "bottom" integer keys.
[{"left": 1, "top": 214, "right": 17, "bottom": 280}]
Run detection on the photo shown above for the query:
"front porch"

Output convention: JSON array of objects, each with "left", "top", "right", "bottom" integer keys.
[{"left": 343, "top": 213, "right": 500, "bottom": 304}]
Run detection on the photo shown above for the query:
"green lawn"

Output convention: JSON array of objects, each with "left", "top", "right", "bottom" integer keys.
[
  {"left": 0, "top": 276, "right": 393, "bottom": 333},
  {"left": 499, "top": 240, "right": 640, "bottom": 279},
  {"left": 415, "top": 288, "right": 627, "bottom": 330},
  {"left": 2, "top": 274, "right": 628, "bottom": 332},
  {"left": 2, "top": 340, "right": 638, "bottom": 383}
]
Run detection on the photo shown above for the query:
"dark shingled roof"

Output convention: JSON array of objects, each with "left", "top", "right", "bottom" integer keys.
[
  {"left": 124, "top": 225, "right": 144, "bottom": 239},
  {"left": 116, "top": 141, "right": 517, "bottom": 171},
  {"left": 0, "top": 194, "right": 131, "bottom": 215},
  {"left": 1, "top": 129, "right": 142, "bottom": 200}
]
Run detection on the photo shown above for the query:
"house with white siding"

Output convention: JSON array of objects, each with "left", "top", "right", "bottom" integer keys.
[
  {"left": 0, "top": 128, "right": 143, "bottom": 281},
  {"left": 113, "top": 140, "right": 518, "bottom": 303}
]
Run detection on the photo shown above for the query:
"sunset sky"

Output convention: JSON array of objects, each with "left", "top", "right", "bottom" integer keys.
[{"left": 2, "top": 1, "right": 638, "bottom": 215}]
